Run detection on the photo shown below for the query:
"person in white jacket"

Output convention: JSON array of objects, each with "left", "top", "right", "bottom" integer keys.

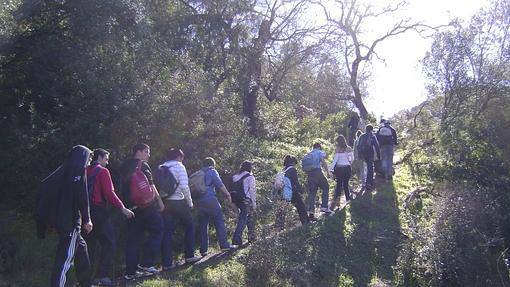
[
  {"left": 329, "top": 135, "right": 354, "bottom": 210},
  {"left": 160, "top": 148, "right": 201, "bottom": 270},
  {"left": 231, "top": 161, "right": 257, "bottom": 245}
]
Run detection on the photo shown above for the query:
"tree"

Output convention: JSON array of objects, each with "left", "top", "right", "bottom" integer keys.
[{"left": 320, "top": 0, "right": 429, "bottom": 120}]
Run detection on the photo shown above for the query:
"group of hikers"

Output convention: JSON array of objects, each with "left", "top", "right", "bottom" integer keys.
[{"left": 34, "top": 117, "right": 398, "bottom": 287}]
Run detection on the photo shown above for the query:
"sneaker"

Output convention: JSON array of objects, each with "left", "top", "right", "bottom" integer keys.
[
  {"left": 185, "top": 256, "right": 201, "bottom": 263},
  {"left": 320, "top": 207, "right": 334, "bottom": 214},
  {"left": 221, "top": 245, "right": 239, "bottom": 252},
  {"left": 201, "top": 252, "right": 208, "bottom": 257},
  {"left": 162, "top": 263, "right": 177, "bottom": 271},
  {"left": 137, "top": 265, "right": 160, "bottom": 274},
  {"left": 124, "top": 271, "right": 145, "bottom": 280},
  {"left": 92, "top": 277, "right": 114, "bottom": 286}
]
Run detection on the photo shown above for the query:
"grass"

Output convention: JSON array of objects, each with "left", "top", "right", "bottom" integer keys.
[{"left": 136, "top": 175, "right": 404, "bottom": 287}]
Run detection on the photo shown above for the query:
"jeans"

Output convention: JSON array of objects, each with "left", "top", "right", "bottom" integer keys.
[
  {"left": 83, "top": 206, "right": 115, "bottom": 279},
  {"left": 365, "top": 158, "right": 374, "bottom": 188},
  {"left": 306, "top": 169, "right": 330, "bottom": 212},
  {"left": 380, "top": 145, "right": 394, "bottom": 178},
  {"left": 51, "top": 227, "right": 90, "bottom": 287},
  {"left": 161, "top": 200, "right": 195, "bottom": 267},
  {"left": 332, "top": 166, "right": 352, "bottom": 207},
  {"left": 125, "top": 206, "right": 163, "bottom": 275},
  {"left": 232, "top": 199, "right": 256, "bottom": 245},
  {"left": 196, "top": 196, "right": 230, "bottom": 254}
]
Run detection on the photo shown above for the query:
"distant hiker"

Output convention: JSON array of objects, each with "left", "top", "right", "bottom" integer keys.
[
  {"left": 347, "top": 112, "right": 360, "bottom": 146},
  {"left": 329, "top": 135, "right": 354, "bottom": 210},
  {"left": 159, "top": 148, "right": 201, "bottom": 270},
  {"left": 120, "top": 143, "right": 164, "bottom": 280},
  {"left": 35, "top": 145, "right": 93, "bottom": 287},
  {"left": 352, "top": 130, "right": 367, "bottom": 187},
  {"left": 275, "top": 155, "right": 310, "bottom": 229},
  {"left": 231, "top": 161, "right": 257, "bottom": 246},
  {"left": 194, "top": 157, "right": 238, "bottom": 256},
  {"left": 376, "top": 119, "right": 398, "bottom": 180},
  {"left": 83, "top": 148, "right": 134, "bottom": 286},
  {"left": 302, "top": 143, "right": 332, "bottom": 220},
  {"left": 356, "top": 125, "right": 380, "bottom": 191}
]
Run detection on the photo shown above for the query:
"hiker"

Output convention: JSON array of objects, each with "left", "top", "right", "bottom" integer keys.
[
  {"left": 83, "top": 148, "right": 134, "bottom": 286},
  {"left": 35, "top": 145, "right": 93, "bottom": 287},
  {"left": 231, "top": 161, "right": 257, "bottom": 246},
  {"left": 352, "top": 130, "right": 367, "bottom": 187},
  {"left": 376, "top": 119, "right": 398, "bottom": 180},
  {"left": 329, "top": 135, "right": 354, "bottom": 210},
  {"left": 357, "top": 125, "right": 380, "bottom": 191},
  {"left": 160, "top": 148, "right": 201, "bottom": 270},
  {"left": 120, "top": 143, "right": 164, "bottom": 280},
  {"left": 347, "top": 112, "right": 360, "bottom": 146},
  {"left": 194, "top": 157, "right": 238, "bottom": 256},
  {"left": 279, "top": 155, "right": 310, "bottom": 226},
  {"left": 302, "top": 143, "right": 332, "bottom": 220}
]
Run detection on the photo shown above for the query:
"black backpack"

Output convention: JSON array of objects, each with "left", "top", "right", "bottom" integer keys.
[
  {"left": 357, "top": 134, "right": 372, "bottom": 158},
  {"left": 86, "top": 165, "right": 101, "bottom": 201},
  {"left": 230, "top": 173, "right": 251, "bottom": 205},
  {"left": 154, "top": 165, "right": 179, "bottom": 199}
]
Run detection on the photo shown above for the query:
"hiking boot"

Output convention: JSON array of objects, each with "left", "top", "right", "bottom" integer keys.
[
  {"left": 185, "top": 256, "right": 202, "bottom": 263},
  {"left": 162, "top": 262, "right": 177, "bottom": 271},
  {"left": 320, "top": 207, "right": 334, "bottom": 214},
  {"left": 200, "top": 252, "right": 208, "bottom": 257},
  {"left": 124, "top": 271, "right": 145, "bottom": 280},
  {"left": 92, "top": 277, "right": 114, "bottom": 286},
  {"left": 137, "top": 265, "right": 160, "bottom": 274}
]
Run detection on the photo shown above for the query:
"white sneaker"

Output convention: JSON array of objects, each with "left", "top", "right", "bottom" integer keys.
[{"left": 137, "top": 265, "right": 160, "bottom": 274}]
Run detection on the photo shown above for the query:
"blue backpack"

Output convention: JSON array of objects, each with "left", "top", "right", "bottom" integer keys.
[{"left": 301, "top": 152, "right": 316, "bottom": 172}]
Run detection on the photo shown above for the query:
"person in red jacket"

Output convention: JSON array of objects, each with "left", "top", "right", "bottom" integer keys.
[{"left": 84, "top": 148, "right": 134, "bottom": 286}]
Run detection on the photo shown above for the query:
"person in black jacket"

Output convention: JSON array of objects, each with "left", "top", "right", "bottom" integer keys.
[
  {"left": 283, "top": 155, "right": 310, "bottom": 225},
  {"left": 35, "top": 145, "right": 93, "bottom": 287}
]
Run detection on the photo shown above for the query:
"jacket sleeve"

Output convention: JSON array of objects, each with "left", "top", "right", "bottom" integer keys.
[
  {"left": 99, "top": 168, "right": 124, "bottom": 209},
  {"left": 77, "top": 172, "right": 91, "bottom": 224},
  {"left": 373, "top": 135, "right": 381, "bottom": 158},
  {"left": 391, "top": 127, "right": 398, "bottom": 145},
  {"left": 178, "top": 164, "right": 193, "bottom": 207},
  {"left": 330, "top": 153, "right": 339, "bottom": 172}
]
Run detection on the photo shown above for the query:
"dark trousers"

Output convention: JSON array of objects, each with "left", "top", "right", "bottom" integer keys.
[
  {"left": 125, "top": 206, "right": 163, "bottom": 275},
  {"left": 51, "top": 227, "right": 91, "bottom": 287},
  {"left": 292, "top": 192, "right": 309, "bottom": 224},
  {"left": 161, "top": 199, "right": 195, "bottom": 266},
  {"left": 83, "top": 206, "right": 115, "bottom": 279},
  {"left": 365, "top": 158, "right": 375, "bottom": 187},
  {"left": 334, "top": 166, "right": 352, "bottom": 199},
  {"left": 306, "top": 169, "right": 330, "bottom": 211},
  {"left": 232, "top": 199, "right": 256, "bottom": 245}
]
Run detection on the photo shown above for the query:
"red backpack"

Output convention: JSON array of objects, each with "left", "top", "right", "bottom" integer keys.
[{"left": 130, "top": 161, "right": 155, "bottom": 208}]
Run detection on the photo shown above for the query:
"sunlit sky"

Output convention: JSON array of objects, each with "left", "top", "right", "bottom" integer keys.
[{"left": 363, "top": 0, "right": 490, "bottom": 119}]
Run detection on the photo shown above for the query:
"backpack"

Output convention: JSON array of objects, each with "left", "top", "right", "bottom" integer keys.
[
  {"left": 154, "top": 164, "right": 178, "bottom": 199},
  {"left": 282, "top": 176, "right": 292, "bottom": 201},
  {"left": 86, "top": 165, "right": 101, "bottom": 201},
  {"left": 301, "top": 152, "right": 316, "bottom": 172},
  {"left": 189, "top": 169, "right": 207, "bottom": 199},
  {"left": 230, "top": 173, "right": 251, "bottom": 204},
  {"left": 35, "top": 165, "right": 64, "bottom": 238},
  {"left": 130, "top": 161, "right": 155, "bottom": 208},
  {"left": 274, "top": 166, "right": 293, "bottom": 191},
  {"left": 356, "top": 134, "right": 372, "bottom": 158}
]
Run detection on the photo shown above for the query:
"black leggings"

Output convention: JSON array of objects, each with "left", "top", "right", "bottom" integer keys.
[{"left": 334, "top": 166, "right": 351, "bottom": 200}]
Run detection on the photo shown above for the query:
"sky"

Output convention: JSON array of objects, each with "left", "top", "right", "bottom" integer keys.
[{"left": 364, "top": 0, "right": 490, "bottom": 119}]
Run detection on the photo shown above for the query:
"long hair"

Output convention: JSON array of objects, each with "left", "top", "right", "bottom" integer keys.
[{"left": 335, "top": 135, "right": 350, "bottom": 152}]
